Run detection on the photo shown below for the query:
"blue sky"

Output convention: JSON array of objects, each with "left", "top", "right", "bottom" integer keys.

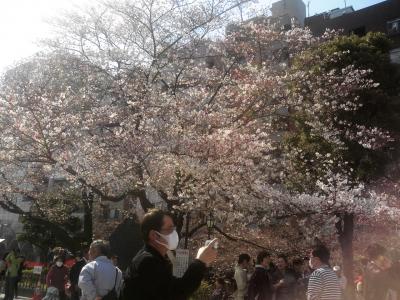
[{"left": 302, "top": 0, "right": 386, "bottom": 16}]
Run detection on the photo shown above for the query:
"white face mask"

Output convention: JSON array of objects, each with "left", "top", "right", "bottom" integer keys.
[
  {"left": 56, "top": 262, "right": 63, "bottom": 267},
  {"left": 156, "top": 230, "right": 179, "bottom": 250}
]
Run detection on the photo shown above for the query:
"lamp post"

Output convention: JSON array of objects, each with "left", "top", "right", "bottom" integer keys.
[{"left": 206, "top": 212, "right": 215, "bottom": 239}]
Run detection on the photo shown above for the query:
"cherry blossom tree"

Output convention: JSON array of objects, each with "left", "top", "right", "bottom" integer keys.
[
  {"left": 0, "top": 2, "right": 399, "bottom": 289},
  {"left": 274, "top": 32, "right": 400, "bottom": 295}
]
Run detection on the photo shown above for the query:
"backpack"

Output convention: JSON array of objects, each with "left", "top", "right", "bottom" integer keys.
[{"left": 102, "top": 268, "right": 118, "bottom": 300}]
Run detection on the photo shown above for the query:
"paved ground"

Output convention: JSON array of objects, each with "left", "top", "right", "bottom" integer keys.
[{"left": 0, "top": 294, "right": 32, "bottom": 300}]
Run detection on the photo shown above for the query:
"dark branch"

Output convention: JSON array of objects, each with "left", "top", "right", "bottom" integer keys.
[{"left": 213, "top": 225, "right": 268, "bottom": 250}]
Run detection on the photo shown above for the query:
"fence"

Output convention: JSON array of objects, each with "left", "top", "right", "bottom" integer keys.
[{"left": 18, "top": 270, "right": 48, "bottom": 292}]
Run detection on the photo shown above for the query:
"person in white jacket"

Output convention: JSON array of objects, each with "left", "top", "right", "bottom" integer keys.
[{"left": 234, "top": 253, "right": 251, "bottom": 300}]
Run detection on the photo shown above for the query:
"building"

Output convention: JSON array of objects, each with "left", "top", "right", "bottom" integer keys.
[
  {"left": 271, "top": 0, "right": 306, "bottom": 27},
  {"left": 320, "top": 6, "right": 355, "bottom": 20},
  {"left": 226, "top": 0, "right": 306, "bottom": 37},
  {"left": 305, "top": 0, "right": 400, "bottom": 63}
]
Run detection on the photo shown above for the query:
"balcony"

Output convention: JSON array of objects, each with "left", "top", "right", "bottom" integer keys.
[{"left": 387, "top": 18, "right": 400, "bottom": 36}]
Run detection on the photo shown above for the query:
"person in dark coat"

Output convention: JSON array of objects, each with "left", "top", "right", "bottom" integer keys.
[
  {"left": 46, "top": 256, "right": 69, "bottom": 300},
  {"left": 247, "top": 251, "right": 273, "bottom": 300},
  {"left": 272, "top": 255, "right": 297, "bottom": 300},
  {"left": 69, "top": 251, "right": 87, "bottom": 300},
  {"left": 14, "top": 255, "right": 25, "bottom": 298},
  {"left": 122, "top": 209, "right": 217, "bottom": 300},
  {"left": 210, "top": 277, "right": 228, "bottom": 300},
  {"left": 292, "top": 258, "right": 309, "bottom": 300}
]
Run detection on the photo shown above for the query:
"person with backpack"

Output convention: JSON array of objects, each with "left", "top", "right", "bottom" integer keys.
[{"left": 79, "top": 240, "right": 123, "bottom": 300}]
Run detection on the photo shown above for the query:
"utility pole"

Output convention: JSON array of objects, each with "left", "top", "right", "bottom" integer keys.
[
  {"left": 307, "top": 1, "right": 311, "bottom": 17},
  {"left": 344, "top": 0, "right": 347, "bottom": 7}
]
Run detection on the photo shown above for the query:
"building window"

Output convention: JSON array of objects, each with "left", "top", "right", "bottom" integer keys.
[
  {"left": 283, "top": 24, "right": 291, "bottom": 31},
  {"left": 387, "top": 19, "right": 400, "bottom": 36},
  {"left": 390, "top": 48, "right": 400, "bottom": 64},
  {"left": 101, "top": 205, "right": 110, "bottom": 220},
  {"left": 350, "top": 26, "right": 366, "bottom": 37},
  {"left": 22, "top": 195, "right": 33, "bottom": 202},
  {"left": 109, "top": 209, "right": 121, "bottom": 219}
]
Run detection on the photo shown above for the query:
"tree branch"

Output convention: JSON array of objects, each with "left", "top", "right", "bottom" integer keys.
[{"left": 213, "top": 225, "right": 268, "bottom": 250}]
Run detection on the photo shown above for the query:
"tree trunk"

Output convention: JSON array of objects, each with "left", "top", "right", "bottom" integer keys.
[
  {"left": 83, "top": 196, "right": 93, "bottom": 247},
  {"left": 336, "top": 212, "right": 355, "bottom": 300}
]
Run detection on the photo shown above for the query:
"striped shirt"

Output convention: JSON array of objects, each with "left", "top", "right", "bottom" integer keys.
[{"left": 307, "top": 266, "right": 342, "bottom": 300}]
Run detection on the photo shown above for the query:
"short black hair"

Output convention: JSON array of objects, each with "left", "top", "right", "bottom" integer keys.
[
  {"left": 256, "top": 251, "right": 270, "bottom": 264},
  {"left": 216, "top": 277, "right": 225, "bottom": 286},
  {"left": 2, "top": 252, "right": 9, "bottom": 260},
  {"left": 311, "top": 245, "right": 330, "bottom": 265},
  {"left": 277, "top": 254, "right": 288, "bottom": 263},
  {"left": 238, "top": 253, "right": 251, "bottom": 264},
  {"left": 141, "top": 209, "right": 169, "bottom": 243},
  {"left": 54, "top": 255, "right": 65, "bottom": 263},
  {"left": 293, "top": 258, "right": 303, "bottom": 266}
]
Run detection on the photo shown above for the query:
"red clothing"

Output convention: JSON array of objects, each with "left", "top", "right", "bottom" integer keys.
[
  {"left": 32, "top": 295, "right": 42, "bottom": 300},
  {"left": 46, "top": 265, "right": 69, "bottom": 292}
]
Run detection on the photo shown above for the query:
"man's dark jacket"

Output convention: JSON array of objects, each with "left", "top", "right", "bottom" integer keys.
[
  {"left": 122, "top": 245, "right": 207, "bottom": 300},
  {"left": 69, "top": 258, "right": 87, "bottom": 285},
  {"left": 69, "top": 258, "right": 87, "bottom": 300},
  {"left": 247, "top": 265, "right": 273, "bottom": 300}
]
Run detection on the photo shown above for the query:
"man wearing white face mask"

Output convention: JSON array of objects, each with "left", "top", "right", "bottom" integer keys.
[{"left": 122, "top": 208, "right": 218, "bottom": 300}]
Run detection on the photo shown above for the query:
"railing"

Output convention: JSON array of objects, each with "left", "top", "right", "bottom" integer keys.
[{"left": 18, "top": 270, "right": 47, "bottom": 292}]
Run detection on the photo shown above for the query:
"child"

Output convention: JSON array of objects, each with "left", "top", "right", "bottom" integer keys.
[
  {"left": 211, "top": 277, "right": 228, "bottom": 300},
  {"left": 43, "top": 287, "right": 59, "bottom": 300}
]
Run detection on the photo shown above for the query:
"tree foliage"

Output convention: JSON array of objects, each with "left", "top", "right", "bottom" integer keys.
[
  {"left": 0, "top": 0, "right": 398, "bottom": 258},
  {"left": 282, "top": 32, "right": 400, "bottom": 192}
]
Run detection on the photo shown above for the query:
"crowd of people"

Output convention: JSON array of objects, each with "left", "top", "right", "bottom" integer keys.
[
  {"left": 40, "top": 209, "right": 216, "bottom": 300},
  {"left": 220, "top": 247, "right": 342, "bottom": 300},
  {"left": 1, "top": 208, "right": 399, "bottom": 300},
  {"left": 41, "top": 244, "right": 123, "bottom": 300},
  {"left": 210, "top": 245, "right": 400, "bottom": 300}
]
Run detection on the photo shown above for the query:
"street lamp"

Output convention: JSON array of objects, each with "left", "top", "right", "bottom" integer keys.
[
  {"left": 82, "top": 189, "right": 94, "bottom": 205},
  {"left": 206, "top": 212, "right": 215, "bottom": 239}
]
